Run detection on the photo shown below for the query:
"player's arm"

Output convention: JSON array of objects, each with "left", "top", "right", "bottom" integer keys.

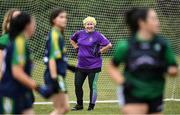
[
  {"left": 98, "top": 33, "right": 112, "bottom": 54},
  {"left": 12, "top": 39, "right": 37, "bottom": 90},
  {"left": 70, "top": 31, "right": 79, "bottom": 49},
  {"left": 164, "top": 41, "right": 178, "bottom": 77},
  {"left": 108, "top": 41, "right": 128, "bottom": 85},
  {"left": 49, "top": 30, "right": 61, "bottom": 79}
]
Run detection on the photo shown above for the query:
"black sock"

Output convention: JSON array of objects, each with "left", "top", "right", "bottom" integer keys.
[
  {"left": 77, "top": 100, "right": 83, "bottom": 106},
  {"left": 89, "top": 103, "right": 95, "bottom": 108}
]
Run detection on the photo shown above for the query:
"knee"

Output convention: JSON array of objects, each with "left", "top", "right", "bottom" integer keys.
[
  {"left": 59, "top": 106, "right": 70, "bottom": 114},
  {"left": 56, "top": 107, "right": 69, "bottom": 114},
  {"left": 63, "top": 106, "right": 70, "bottom": 114},
  {"left": 122, "top": 107, "right": 130, "bottom": 114}
]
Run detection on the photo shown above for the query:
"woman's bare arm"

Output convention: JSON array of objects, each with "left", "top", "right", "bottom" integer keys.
[
  {"left": 100, "top": 43, "right": 112, "bottom": 54},
  {"left": 49, "top": 59, "right": 58, "bottom": 79},
  {"left": 70, "top": 39, "right": 78, "bottom": 49}
]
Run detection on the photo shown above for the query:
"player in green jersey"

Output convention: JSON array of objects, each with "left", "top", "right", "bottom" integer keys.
[
  {"left": 0, "top": 9, "right": 21, "bottom": 79},
  {"left": 0, "top": 12, "right": 54, "bottom": 114},
  {"left": 43, "top": 8, "right": 70, "bottom": 114},
  {"left": 108, "top": 8, "right": 178, "bottom": 114}
]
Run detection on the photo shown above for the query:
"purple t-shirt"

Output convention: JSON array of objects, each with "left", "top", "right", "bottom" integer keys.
[{"left": 70, "top": 30, "right": 110, "bottom": 69}]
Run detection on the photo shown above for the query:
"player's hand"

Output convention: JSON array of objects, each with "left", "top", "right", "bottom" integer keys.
[
  {"left": 51, "top": 75, "right": 67, "bottom": 93},
  {"left": 51, "top": 77, "right": 59, "bottom": 93},
  {"left": 36, "top": 85, "right": 54, "bottom": 99},
  {"left": 168, "top": 66, "right": 178, "bottom": 77}
]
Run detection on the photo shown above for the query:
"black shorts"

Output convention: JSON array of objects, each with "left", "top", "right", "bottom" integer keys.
[
  {"left": 0, "top": 92, "right": 34, "bottom": 114},
  {"left": 117, "top": 87, "right": 163, "bottom": 114},
  {"left": 44, "top": 69, "right": 67, "bottom": 93}
]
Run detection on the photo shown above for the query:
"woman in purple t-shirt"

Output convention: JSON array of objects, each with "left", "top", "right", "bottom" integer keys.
[{"left": 70, "top": 16, "right": 112, "bottom": 111}]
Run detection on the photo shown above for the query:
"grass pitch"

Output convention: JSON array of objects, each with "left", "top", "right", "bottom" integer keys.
[{"left": 32, "top": 58, "right": 180, "bottom": 114}]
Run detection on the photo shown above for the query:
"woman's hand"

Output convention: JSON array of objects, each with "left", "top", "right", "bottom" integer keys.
[
  {"left": 70, "top": 39, "right": 78, "bottom": 49},
  {"left": 167, "top": 66, "right": 178, "bottom": 77},
  {"left": 100, "top": 43, "right": 112, "bottom": 54}
]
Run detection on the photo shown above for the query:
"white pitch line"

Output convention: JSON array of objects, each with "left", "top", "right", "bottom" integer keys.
[{"left": 34, "top": 99, "right": 180, "bottom": 105}]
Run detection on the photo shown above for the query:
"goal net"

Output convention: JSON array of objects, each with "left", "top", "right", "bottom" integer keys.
[{"left": 0, "top": 0, "right": 179, "bottom": 105}]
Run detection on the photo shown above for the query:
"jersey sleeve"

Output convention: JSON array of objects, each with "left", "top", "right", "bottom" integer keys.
[
  {"left": 112, "top": 40, "right": 129, "bottom": 67},
  {"left": 12, "top": 37, "right": 26, "bottom": 66},
  {"left": 0, "top": 34, "right": 9, "bottom": 49},
  {"left": 70, "top": 31, "right": 79, "bottom": 43},
  {"left": 49, "top": 30, "right": 61, "bottom": 60},
  {"left": 164, "top": 40, "right": 177, "bottom": 67},
  {"left": 98, "top": 32, "right": 110, "bottom": 46}
]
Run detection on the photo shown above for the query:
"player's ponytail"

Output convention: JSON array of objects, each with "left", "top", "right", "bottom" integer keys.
[
  {"left": 125, "top": 8, "right": 150, "bottom": 34},
  {"left": 9, "top": 12, "right": 32, "bottom": 40},
  {"left": 2, "top": 9, "right": 20, "bottom": 34}
]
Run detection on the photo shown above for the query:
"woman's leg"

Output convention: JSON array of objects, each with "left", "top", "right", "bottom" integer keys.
[
  {"left": 122, "top": 103, "right": 148, "bottom": 114},
  {"left": 87, "top": 72, "right": 99, "bottom": 110},
  {"left": 51, "top": 93, "right": 70, "bottom": 115},
  {"left": 74, "top": 70, "right": 87, "bottom": 106}
]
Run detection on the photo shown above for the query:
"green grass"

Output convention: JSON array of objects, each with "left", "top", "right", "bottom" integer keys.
[
  {"left": 32, "top": 57, "right": 180, "bottom": 114},
  {"left": 33, "top": 101, "right": 180, "bottom": 114}
]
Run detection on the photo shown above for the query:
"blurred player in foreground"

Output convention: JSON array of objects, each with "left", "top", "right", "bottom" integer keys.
[
  {"left": 43, "top": 8, "right": 70, "bottom": 114},
  {"left": 0, "top": 11, "right": 52, "bottom": 114},
  {"left": 70, "top": 16, "right": 112, "bottom": 111},
  {"left": 108, "top": 8, "right": 178, "bottom": 114},
  {"left": 0, "top": 9, "right": 21, "bottom": 79}
]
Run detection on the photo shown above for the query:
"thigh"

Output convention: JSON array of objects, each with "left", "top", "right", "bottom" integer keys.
[
  {"left": 87, "top": 72, "right": 99, "bottom": 88},
  {"left": 122, "top": 103, "right": 148, "bottom": 114},
  {"left": 22, "top": 108, "right": 34, "bottom": 115},
  {"left": 75, "top": 70, "right": 87, "bottom": 86},
  {"left": 52, "top": 93, "right": 69, "bottom": 108}
]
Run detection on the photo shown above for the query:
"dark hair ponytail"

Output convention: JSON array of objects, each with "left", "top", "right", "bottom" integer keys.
[
  {"left": 125, "top": 8, "right": 150, "bottom": 34},
  {"left": 50, "top": 8, "right": 66, "bottom": 26},
  {"left": 9, "top": 11, "right": 31, "bottom": 40}
]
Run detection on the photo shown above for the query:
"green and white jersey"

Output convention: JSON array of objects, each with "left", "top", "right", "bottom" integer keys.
[{"left": 112, "top": 34, "right": 177, "bottom": 100}]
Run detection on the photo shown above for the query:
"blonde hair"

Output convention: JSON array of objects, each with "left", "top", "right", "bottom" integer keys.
[
  {"left": 2, "top": 9, "right": 20, "bottom": 34},
  {"left": 83, "top": 16, "right": 97, "bottom": 26}
]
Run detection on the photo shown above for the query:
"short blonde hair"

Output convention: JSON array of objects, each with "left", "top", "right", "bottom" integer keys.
[
  {"left": 2, "top": 9, "right": 20, "bottom": 34},
  {"left": 83, "top": 16, "right": 97, "bottom": 26}
]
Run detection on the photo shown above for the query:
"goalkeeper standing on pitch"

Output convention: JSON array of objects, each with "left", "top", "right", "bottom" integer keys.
[
  {"left": 0, "top": 12, "right": 51, "bottom": 114},
  {"left": 108, "top": 8, "right": 178, "bottom": 114},
  {"left": 0, "top": 9, "right": 21, "bottom": 78},
  {"left": 70, "top": 16, "right": 112, "bottom": 111},
  {"left": 43, "top": 8, "right": 70, "bottom": 114}
]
